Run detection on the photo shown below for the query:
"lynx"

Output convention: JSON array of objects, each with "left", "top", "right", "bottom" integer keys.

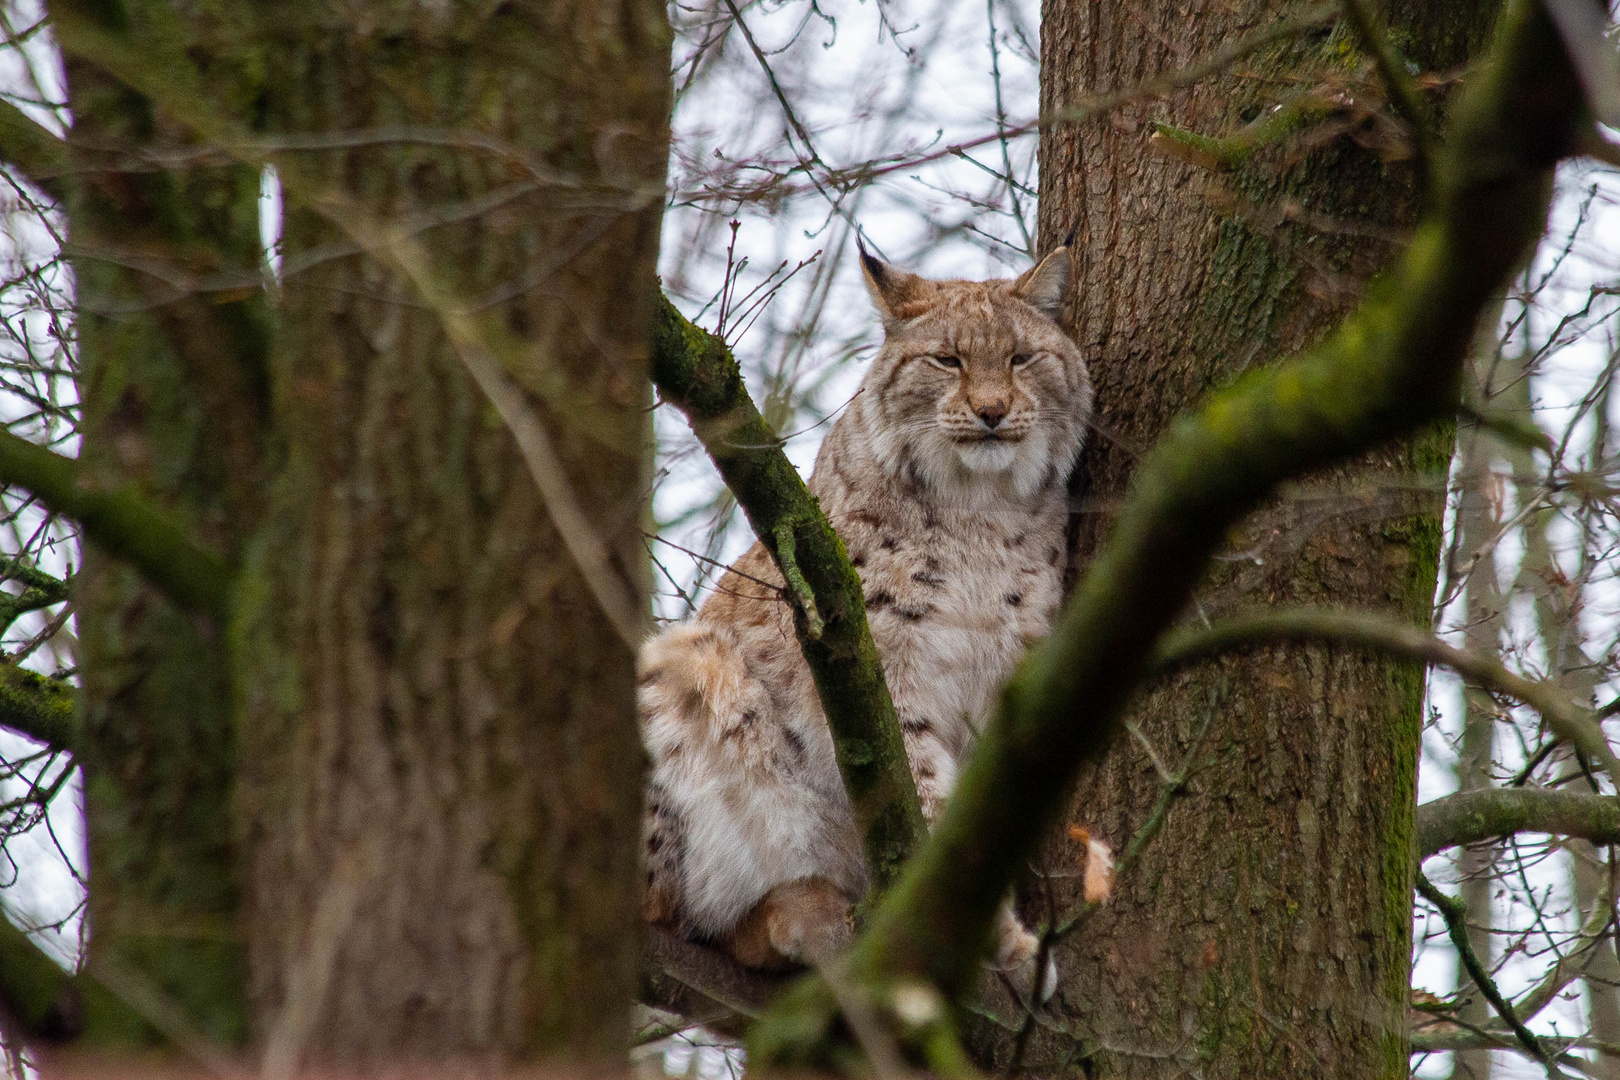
[{"left": 641, "top": 240, "right": 1092, "bottom": 989}]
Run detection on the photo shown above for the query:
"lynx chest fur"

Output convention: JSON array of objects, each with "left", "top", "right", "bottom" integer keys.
[{"left": 640, "top": 240, "right": 1090, "bottom": 975}]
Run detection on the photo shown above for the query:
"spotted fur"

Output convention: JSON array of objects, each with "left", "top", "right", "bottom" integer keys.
[{"left": 641, "top": 244, "right": 1090, "bottom": 986}]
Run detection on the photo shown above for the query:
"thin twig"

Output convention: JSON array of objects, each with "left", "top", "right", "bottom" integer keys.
[
  {"left": 1416, "top": 870, "right": 1562, "bottom": 1076},
  {"left": 1339, "top": 0, "right": 1437, "bottom": 190}
]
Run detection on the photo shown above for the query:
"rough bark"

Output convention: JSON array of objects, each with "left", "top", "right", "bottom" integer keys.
[
  {"left": 231, "top": 1, "right": 669, "bottom": 1066},
  {"left": 1020, "top": 2, "right": 1499, "bottom": 1075}
]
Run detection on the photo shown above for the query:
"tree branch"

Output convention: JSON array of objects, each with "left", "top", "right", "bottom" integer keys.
[
  {"left": 1150, "top": 606, "right": 1620, "bottom": 790},
  {"left": 0, "top": 98, "right": 66, "bottom": 203},
  {"left": 641, "top": 925, "right": 789, "bottom": 1031},
  {"left": 1413, "top": 1029, "right": 1617, "bottom": 1060},
  {"left": 747, "top": 0, "right": 1589, "bottom": 1067},
  {"left": 0, "top": 430, "right": 229, "bottom": 621},
  {"left": 1417, "top": 789, "right": 1620, "bottom": 858},
  {"left": 0, "top": 561, "right": 69, "bottom": 638},
  {"left": 0, "top": 664, "right": 74, "bottom": 753},
  {"left": 1416, "top": 871, "right": 1559, "bottom": 1076},
  {"left": 651, "top": 296, "right": 924, "bottom": 891},
  {"left": 0, "top": 914, "right": 89, "bottom": 1043}
]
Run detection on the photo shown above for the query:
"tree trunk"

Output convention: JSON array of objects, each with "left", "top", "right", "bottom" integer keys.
[
  {"left": 64, "top": 0, "right": 272, "bottom": 1045},
  {"left": 233, "top": 1, "right": 669, "bottom": 1068},
  {"left": 1011, "top": 2, "right": 1496, "bottom": 1075}
]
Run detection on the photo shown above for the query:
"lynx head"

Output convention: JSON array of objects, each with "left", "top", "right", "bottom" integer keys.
[{"left": 856, "top": 240, "right": 1091, "bottom": 501}]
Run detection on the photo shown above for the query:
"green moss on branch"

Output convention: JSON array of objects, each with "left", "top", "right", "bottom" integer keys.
[
  {"left": 1417, "top": 789, "right": 1620, "bottom": 858},
  {"left": 748, "top": 0, "right": 1588, "bottom": 1068},
  {"left": 651, "top": 297, "right": 924, "bottom": 892},
  {"left": 1151, "top": 93, "right": 1331, "bottom": 171},
  {"left": 0, "top": 664, "right": 76, "bottom": 752},
  {"left": 0, "top": 98, "right": 68, "bottom": 203},
  {"left": 0, "top": 430, "right": 230, "bottom": 621},
  {"left": 0, "top": 561, "right": 70, "bottom": 637}
]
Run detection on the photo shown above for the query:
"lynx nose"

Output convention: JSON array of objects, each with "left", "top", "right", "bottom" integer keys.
[{"left": 976, "top": 402, "right": 1008, "bottom": 429}]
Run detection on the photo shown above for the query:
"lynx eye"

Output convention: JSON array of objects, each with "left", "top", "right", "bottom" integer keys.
[
  {"left": 1010, "top": 353, "right": 1032, "bottom": 367},
  {"left": 931, "top": 354, "right": 962, "bottom": 370}
]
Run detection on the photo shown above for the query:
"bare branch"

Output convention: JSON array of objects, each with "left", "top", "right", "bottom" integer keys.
[
  {"left": 1417, "top": 870, "right": 1561, "bottom": 1076},
  {"left": 1417, "top": 789, "right": 1620, "bottom": 858},
  {"left": 1151, "top": 606, "right": 1620, "bottom": 789}
]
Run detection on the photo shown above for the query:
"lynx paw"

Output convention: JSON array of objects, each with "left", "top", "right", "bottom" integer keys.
[
  {"left": 724, "top": 877, "right": 853, "bottom": 970},
  {"left": 992, "top": 910, "right": 1059, "bottom": 1003}
]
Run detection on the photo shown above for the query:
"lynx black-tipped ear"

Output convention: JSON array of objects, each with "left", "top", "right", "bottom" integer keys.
[
  {"left": 1011, "top": 246, "right": 1071, "bottom": 319},
  {"left": 856, "top": 233, "right": 929, "bottom": 322}
]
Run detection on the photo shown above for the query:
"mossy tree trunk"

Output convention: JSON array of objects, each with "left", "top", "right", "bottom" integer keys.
[
  {"left": 1014, "top": 2, "right": 1497, "bottom": 1075},
  {"left": 62, "top": 0, "right": 271, "bottom": 1045},
  {"left": 46, "top": 0, "right": 669, "bottom": 1066},
  {"left": 232, "top": 1, "right": 669, "bottom": 1067}
]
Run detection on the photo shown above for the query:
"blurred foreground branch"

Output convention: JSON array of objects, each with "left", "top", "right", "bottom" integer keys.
[
  {"left": 0, "top": 911, "right": 151, "bottom": 1050},
  {"left": 0, "top": 430, "right": 228, "bottom": 621}
]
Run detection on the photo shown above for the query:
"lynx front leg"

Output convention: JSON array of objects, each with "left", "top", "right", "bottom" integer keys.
[{"left": 722, "top": 877, "right": 853, "bottom": 970}]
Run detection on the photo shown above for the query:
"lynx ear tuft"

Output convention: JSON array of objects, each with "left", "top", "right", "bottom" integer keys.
[
  {"left": 857, "top": 234, "right": 928, "bottom": 322},
  {"left": 1011, "top": 246, "right": 1071, "bottom": 320}
]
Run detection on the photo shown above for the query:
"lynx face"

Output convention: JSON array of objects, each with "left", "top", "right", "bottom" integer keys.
[{"left": 858, "top": 246, "right": 1091, "bottom": 500}]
